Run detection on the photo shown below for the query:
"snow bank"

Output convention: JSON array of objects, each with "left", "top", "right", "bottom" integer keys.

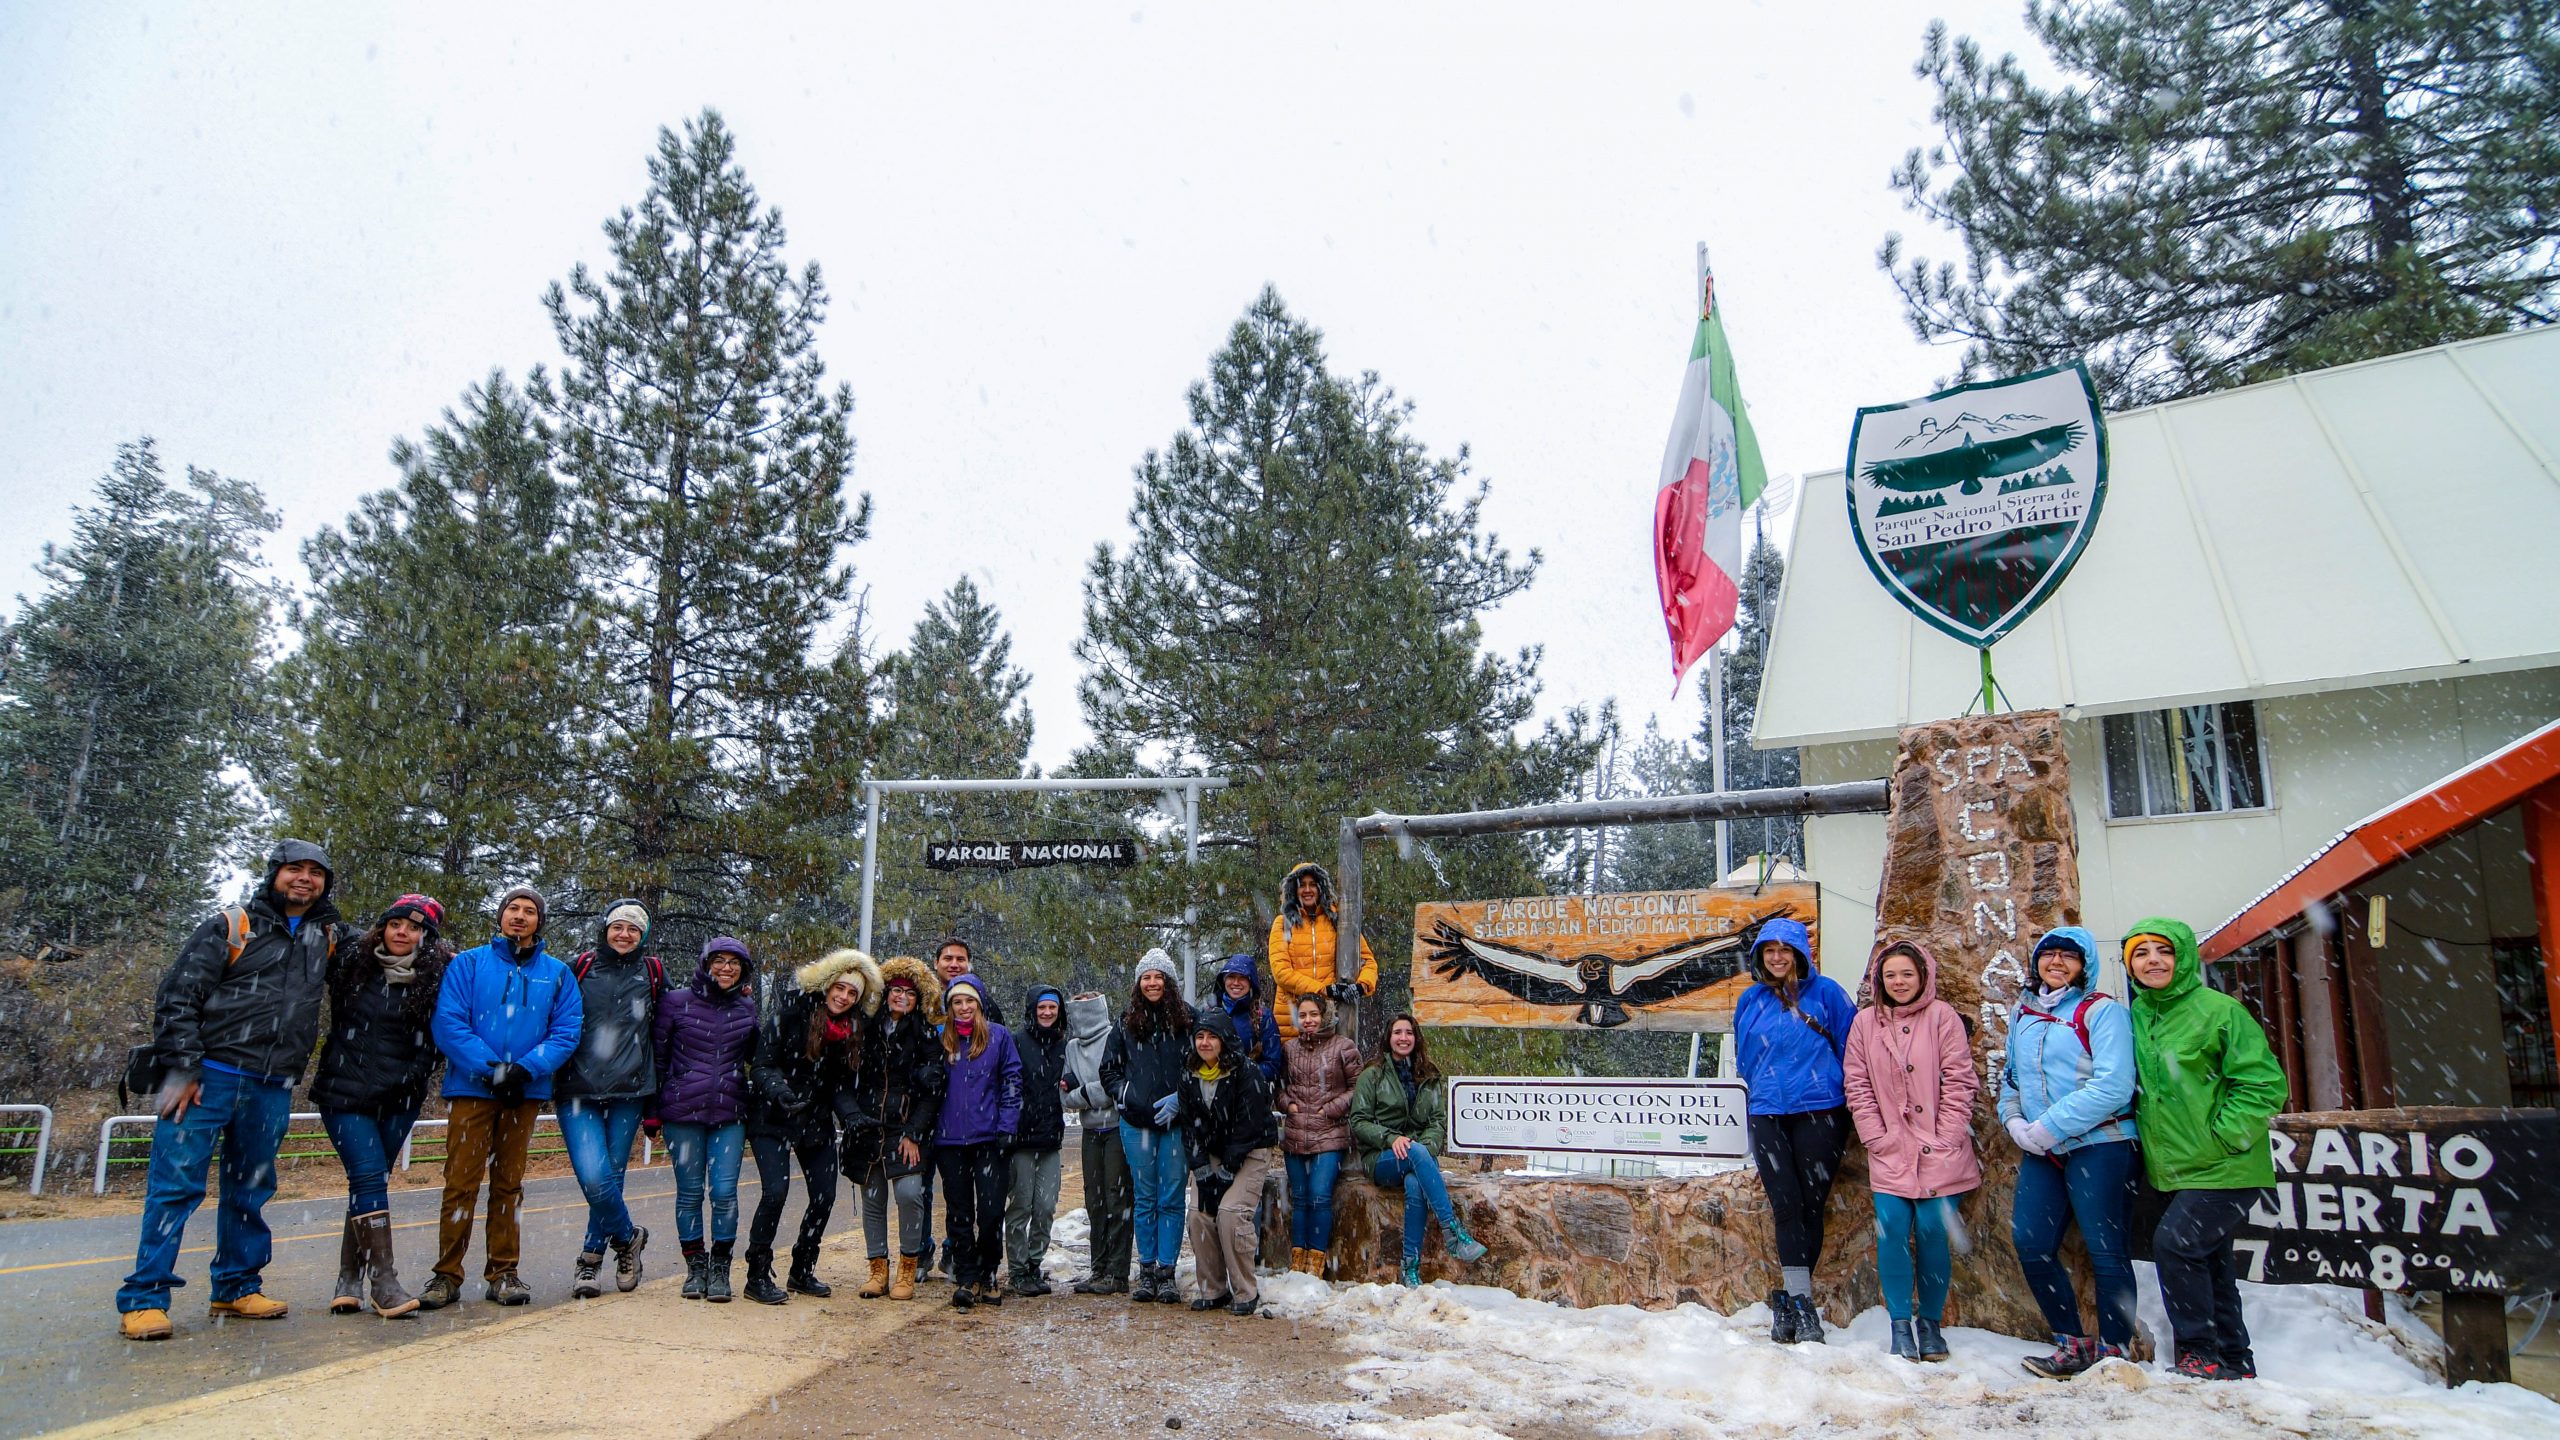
[{"left": 1254, "top": 1266, "right": 2558, "bottom": 1439}]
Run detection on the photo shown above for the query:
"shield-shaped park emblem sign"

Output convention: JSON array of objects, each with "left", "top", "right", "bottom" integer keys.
[{"left": 1845, "top": 361, "right": 2109, "bottom": 647}]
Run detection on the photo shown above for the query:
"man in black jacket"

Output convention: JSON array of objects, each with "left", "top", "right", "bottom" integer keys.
[{"left": 118, "top": 839, "right": 346, "bottom": 1341}]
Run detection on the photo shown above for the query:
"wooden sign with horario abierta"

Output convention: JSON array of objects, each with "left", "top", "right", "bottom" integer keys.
[{"left": 1411, "top": 884, "right": 1817, "bottom": 1032}]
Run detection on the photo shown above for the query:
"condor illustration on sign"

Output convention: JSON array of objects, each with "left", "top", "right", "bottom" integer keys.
[
  {"left": 1411, "top": 884, "right": 1816, "bottom": 1031},
  {"left": 2231, "top": 1109, "right": 2559, "bottom": 1294},
  {"left": 924, "top": 838, "right": 1137, "bottom": 870},
  {"left": 1845, "top": 360, "right": 2108, "bottom": 647}
]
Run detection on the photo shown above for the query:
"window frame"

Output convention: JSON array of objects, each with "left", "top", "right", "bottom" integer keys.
[{"left": 2098, "top": 700, "right": 2276, "bottom": 825}]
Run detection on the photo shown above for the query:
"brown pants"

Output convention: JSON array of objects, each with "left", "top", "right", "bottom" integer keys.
[
  {"left": 1188, "top": 1145, "right": 1280, "bottom": 1304},
  {"left": 435, "top": 1097, "right": 537, "bottom": 1282}
]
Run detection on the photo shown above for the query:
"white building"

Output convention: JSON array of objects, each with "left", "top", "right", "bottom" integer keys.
[{"left": 1754, "top": 327, "right": 2560, "bottom": 1024}]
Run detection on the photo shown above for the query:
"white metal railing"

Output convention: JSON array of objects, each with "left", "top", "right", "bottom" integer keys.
[
  {"left": 0, "top": 1104, "right": 54, "bottom": 1196},
  {"left": 96, "top": 1107, "right": 647, "bottom": 1193}
]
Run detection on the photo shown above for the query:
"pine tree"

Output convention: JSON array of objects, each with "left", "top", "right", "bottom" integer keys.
[
  {"left": 1882, "top": 0, "right": 2560, "bottom": 405},
  {"left": 1706, "top": 531, "right": 1801, "bottom": 866},
  {"left": 1078, "top": 287, "right": 1596, "bottom": 1015},
  {"left": 280, "top": 373, "right": 588, "bottom": 912},
  {"left": 532, "top": 109, "right": 873, "bottom": 951},
  {"left": 0, "top": 440, "right": 278, "bottom": 954}
]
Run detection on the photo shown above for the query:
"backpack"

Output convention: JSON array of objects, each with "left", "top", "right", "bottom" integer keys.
[
  {"left": 573, "top": 948, "right": 667, "bottom": 994},
  {"left": 119, "top": 907, "right": 259, "bottom": 1106}
]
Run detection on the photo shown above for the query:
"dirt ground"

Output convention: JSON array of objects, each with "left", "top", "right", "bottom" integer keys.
[{"left": 715, "top": 1287, "right": 1374, "bottom": 1440}]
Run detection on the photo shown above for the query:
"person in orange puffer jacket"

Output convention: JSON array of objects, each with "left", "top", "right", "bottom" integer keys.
[{"left": 1266, "top": 862, "right": 1376, "bottom": 1039}]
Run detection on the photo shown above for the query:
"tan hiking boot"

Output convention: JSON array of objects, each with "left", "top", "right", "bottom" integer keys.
[
  {"left": 120, "top": 1308, "right": 173, "bottom": 1341},
  {"left": 857, "top": 1256, "right": 891, "bottom": 1299},
  {"left": 210, "top": 1292, "right": 289, "bottom": 1320},
  {"left": 889, "top": 1254, "right": 919, "bottom": 1300},
  {"left": 1309, "top": 1248, "right": 1331, "bottom": 1279}
]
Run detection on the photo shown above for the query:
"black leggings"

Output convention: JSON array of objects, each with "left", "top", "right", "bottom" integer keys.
[
  {"left": 1749, "top": 1107, "right": 1851, "bottom": 1269},
  {"left": 746, "top": 1119, "right": 838, "bottom": 1269},
  {"left": 934, "top": 1142, "right": 1011, "bottom": 1288},
  {"left": 2153, "top": 1188, "right": 2265, "bottom": 1366}
]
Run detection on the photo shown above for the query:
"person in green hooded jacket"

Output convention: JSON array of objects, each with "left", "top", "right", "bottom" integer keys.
[{"left": 2124, "top": 918, "right": 2288, "bottom": 1382}]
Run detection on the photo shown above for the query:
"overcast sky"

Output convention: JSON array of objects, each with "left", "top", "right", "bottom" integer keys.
[{"left": 0, "top": 1, "right": 2042, "bottom": 772}]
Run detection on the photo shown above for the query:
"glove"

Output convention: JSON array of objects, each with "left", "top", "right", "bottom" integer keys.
[
  {"left": 1152, "top": 1092, "right": 1181, "bottom": 1127},
  {"left": 2007, "top": 1117, "right": 2049, "bottom": 1155},
  {"left": 486, "top": 1061, "right": 529, "bottom": 1106},
  {"left": 2022, "top": 1121, "right": 2059, "bottom": 1155},
  {"left": 1325, "top": 981, "right": 1360, "bottom": 1003}
]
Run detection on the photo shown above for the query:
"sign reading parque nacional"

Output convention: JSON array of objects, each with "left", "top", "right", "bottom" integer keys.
[
  {"left": 1411, "top": 884, "right": 1817, "bottom": 1032},
  {"left": 1846, "top": 360, "right": 2109, "bottom": 648},
  {"left": 924, "top": 838, "right": 1137, "bottom": 871},
  {"left": 1447, "top": 1077, "right": 1752, "bottom": 1162}
]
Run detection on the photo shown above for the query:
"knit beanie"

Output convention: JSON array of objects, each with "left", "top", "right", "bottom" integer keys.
[
  {"left": 495, "top": 885, "right": 547, "bottom": 926},
  {"left": 603, "top": 901, "right": 649, "bottom": 935},
  {"left": 944, "top": 972, "right": 988, "bottom": 1009},
  {"left": 380, "top": 894, "right": 445, "bottom": 936},
  {"left": 1135, "top": 948, "right": 1179, "bottom": 983}
]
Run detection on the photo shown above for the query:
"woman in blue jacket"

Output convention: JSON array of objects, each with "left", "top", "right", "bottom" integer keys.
[
  {"left": 1732, "top": 916, "right": 1856, "bottom": 1345},
  {"left": 2002, "top": 925, "right": 2140, "bottom": 1380}
]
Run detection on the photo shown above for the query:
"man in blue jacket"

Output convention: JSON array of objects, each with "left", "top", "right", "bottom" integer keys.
[{"left": 421, "top": 885, "right": 582, "bottom": 1309}]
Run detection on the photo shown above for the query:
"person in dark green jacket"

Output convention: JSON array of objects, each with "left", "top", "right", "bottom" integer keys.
[
  {"left": 2125, "top": 918, "right": 2288, "bottom": 1382},
  {"left": 1348, "top": 1015, "right": 1486, "bottom": 1287}
]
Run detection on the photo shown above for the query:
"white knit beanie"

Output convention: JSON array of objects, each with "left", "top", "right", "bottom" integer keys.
[
  {"left": 1135, "top": 948, "right": 1178, "bottom": 982},
  {"left": 603, "top": 902, "right": 650, "bottom": 934}
]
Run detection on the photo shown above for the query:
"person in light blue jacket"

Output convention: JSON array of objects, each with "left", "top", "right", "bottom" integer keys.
[
  {"left": 1999, "top": 925, "right": 2140, "bottom": 1380},
  {"left": 421, "top": 886, "right": 582, "bottom": 1309},
  {"left": 1731, "top": 916, "right": 1857, "bottom": 1346}
]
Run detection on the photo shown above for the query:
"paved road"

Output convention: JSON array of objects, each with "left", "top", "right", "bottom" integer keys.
[{"left": 0, "top": 1163, "right": 839, "bottom": 1438}]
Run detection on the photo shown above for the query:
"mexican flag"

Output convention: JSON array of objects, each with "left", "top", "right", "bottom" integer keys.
[{"left": 1652, "top": 252, "right": 1766, "bottom": 692}]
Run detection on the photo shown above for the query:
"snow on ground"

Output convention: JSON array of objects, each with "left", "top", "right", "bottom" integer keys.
[{"left": 1050, "top": 1208, "right": 2556, "bottom": 1437}]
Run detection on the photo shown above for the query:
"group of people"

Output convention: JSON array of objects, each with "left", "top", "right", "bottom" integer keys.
[
  {"left": 117, "top": 847, "right": 1502, "bottom": 1337},
  {"left": 1733, "top": 915, "right": 2288, "bottom": 1381}
]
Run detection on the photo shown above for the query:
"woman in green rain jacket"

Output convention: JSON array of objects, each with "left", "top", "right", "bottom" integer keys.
[{"left": 2124, "top": 918, "right": 2288, "bottom": 1383}]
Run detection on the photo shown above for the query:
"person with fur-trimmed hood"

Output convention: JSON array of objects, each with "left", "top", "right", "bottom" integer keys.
[
  {"left": 1003, "top": 984, "right": 1071, "bottom": 1296},
  {"left": 742, "top": 948, "right": 879, "bottom": 1305},
  {"left": 852, "top": 956, "right": 944, "bottom": 1300},
  {"left": 1267, "top": 863, "right": 1376, "bottom": 1039}
]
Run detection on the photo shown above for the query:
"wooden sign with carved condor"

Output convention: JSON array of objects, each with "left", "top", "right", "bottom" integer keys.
[{"left": 1410, "top": 884, "right": 1817, "bottom": 1032}]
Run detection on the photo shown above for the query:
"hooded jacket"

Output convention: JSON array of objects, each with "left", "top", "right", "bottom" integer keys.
[
  {"left": 310, "top": 930, "right": 450, "bottom": 1113},
  {"left": 2125, "top": 918, "right": 2288, "bottom": 1191},
  {"left": 1101, "top": 989, "right": 1197, "bottom": 1132},
  {"left": 435, "top": 912, "right": 584, "bottom": 1102},
  {"left": 149, "top": 839, "right": 347, "bottom": 1083},
  {"left": 1182, "top": 1010, "right": 1279, "bottom": 1214},
  {"left": 1278, "top": 1013, "right": 1363, "bottom": 1156},
  {"left": 1731, "top": 917, "right": 1856, "bottom": 1116},
  {"left": 1349, "top": 1055, "right": 1447, "bottom": 1178},
  {"left": 1014, "top": 984, "right": 1071, "bottom": 1151},
  {"left": 1843, "top": 940, "right": 1982, "bottom": 1200},
  {"left": 855, "top": 956, "right": 946, "bottom": 1178},
  {"left": 554, "top": 902, "right": 666, "bottom": 1102},
  {"left": 650, "top": 938, "right": 760, "bottom": 1125},
  {"left": 1213, "top": 953, "right": 1287, "bottom": 1087},
  {"left": 935, "top": 974, "right": 1024, "bottom": 1148},
  {"left": 1996, "top": 926, "right": 2138, "bottom": 1154},
  {"left": 1267, "top": 862, "right": 1377, "bottom": 1038},
  {"left": 1062, "top": 992, "right": 1122, "bottom": 1130},
  {"left": 750, "top": 948, "right": 880, "bottom": 1136}
]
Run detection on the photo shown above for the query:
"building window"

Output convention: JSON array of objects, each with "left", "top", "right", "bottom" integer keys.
[
  {"left": 2100, "top": 702, "right": 2269, "bottom": 819},
  {"left": 2492, "top": 936, "right": 2555, "bottom": 1109}
]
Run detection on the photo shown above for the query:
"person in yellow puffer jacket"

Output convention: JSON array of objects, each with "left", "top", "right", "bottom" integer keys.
[{"left": 1267, "top": 862, "right": 1376, "bottom": 1038}]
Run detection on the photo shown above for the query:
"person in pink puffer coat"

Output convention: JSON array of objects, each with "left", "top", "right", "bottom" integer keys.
[{"left": 1844, "top": 938, "right": 1980, "bottom": 1364}]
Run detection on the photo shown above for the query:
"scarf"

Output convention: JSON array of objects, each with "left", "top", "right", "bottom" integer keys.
[
  {"left": 375, "top": 944, "right": 419, "bottom": 986},
  {"left": 823, "top": 1013, "right": 854, "bottom": 1046},
  {"left": 1392, "top": 1056, "right": 1419, "bottom": 1107}
]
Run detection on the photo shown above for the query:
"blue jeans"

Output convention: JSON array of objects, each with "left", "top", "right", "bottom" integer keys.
[
  {"left": 559, "top": 1097, "right": 648, "bottom": 1251},
  {"left": 1872, "top": 1193, "right": 1960, "bottom": 1322},
  {"left": 2013, "top": 1139, "right": 2139, "bottom": 1346},
  {"left": 1120, "top": 1121, "right": 1190, "bottom": 1267},
  {"left": 118, "top": 1069, "right": 295, "bottom": 1311},
  {"left": 1371, "top": 1145, "right": 1457, "bottom": 1264},
  {"left": 320, "top": 1105, "right": 420, "bottom": 1216},
  {"left": 1286, "top": 1149, "right": 1345, "bottom": 1250},
  {"left": 663, "top": 1120, "right": 745, "bottom": 1245}
]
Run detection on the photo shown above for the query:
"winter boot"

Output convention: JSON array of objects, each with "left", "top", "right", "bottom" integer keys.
[
  {"left": 331, "top": 1215, "right": 365, "bottom": 1314},
  {"left": 2223, "top": 1349, "right": 2257, "bottom": 1380},
  {"left": 787, "top": 1243, "right": 832, "bottom": 1298},
  {"left": 975, "top": 1277, "right": 1005, "bottom": 1307},
  {"left": 484, "top": 1271, "right": 531, "bottom": 1306},
  {"left": 571, "top": 1250, "right": 606, "bottom": 1300},
  {"left": 950, "top": 1279, "right": 975, "bottom": 1310},
  {"left": 357, "top": 1210, "right": 418, "bottom": 1317},
  {"left": 1889, "top": 1319, "right": 1920, "bottom": 1361},
  {"left": 611, "top": 1225, "right": 649, "bottom": 1292},
  {"left": 2022, "top": 1336, "right": 2099, "bottom": 1380},
  {"left": 1913, "top": 1318, "right": 1949, "bottom": 1362},
  {"left": 1445, "top": 1220, "right": 1488, "bottom": 1265},
  {"left": 417, "top": 1273, "right": 462, "bottom": 1311},
  {"left": 1310, "top": 1249, "right": 1331, "bottom": 1280},
  {"left": 705, "top": 1242, "right": 734, "bottom": 1303},
  {"left": 858, "top": 1257, "right": 892, "bottom": 1299},
  {"left": 1767, "top": 1289, "right": 1799, "bottom": 1345},
  {"left": 1289, "top": 1246, "right": 1310, "bottom": 1275},
  {"left": 120, "top": 1307, "right": 173, "bottom": 1341},
  {"left": 210, "top": 1292, "right": 289, "bottom": 1320},
  {"left": 743, "top": 1253, "right": 788, "bottom": 1306},
  {"left": 1790, "top": 1293, "right": 1826, "bottom": 1344},
  {"left": 1189, "top": 1285, "right": 1232, "bottom": 1311},
  {"left": 1158, "top": 1264, "right": 1189, "bottom": 1303},
  {"left": 1229, "top": 1297, "right": 1261, "bottom": 1317},
  {"left": 1129, "top": 1264, "right": 1160, "bottom": 1303},
  {"left": 1399, "top": 1258, "right": 1421, "bottom": 1288},
  {"left": 2173, "top": 1350, "right": 2228, "bottom": 1381},
  {"left": 681, "top": 1248, "right": 709, "bottom": 1301},
  {"left": 889, "top": 1254, "right": 919, "bottom": 1300}
]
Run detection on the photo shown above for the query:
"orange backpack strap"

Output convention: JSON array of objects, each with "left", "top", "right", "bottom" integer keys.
[{"left": 222, "top": 907, "right": 251, "bottom": 968}]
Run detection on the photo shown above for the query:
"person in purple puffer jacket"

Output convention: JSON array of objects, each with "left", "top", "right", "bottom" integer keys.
[
  {"left": 935, "top": 973, "right": 1022, "bottom": 1310},
  {"left": 653, "top": 936, "right": 759, "bottom": 1303}
]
